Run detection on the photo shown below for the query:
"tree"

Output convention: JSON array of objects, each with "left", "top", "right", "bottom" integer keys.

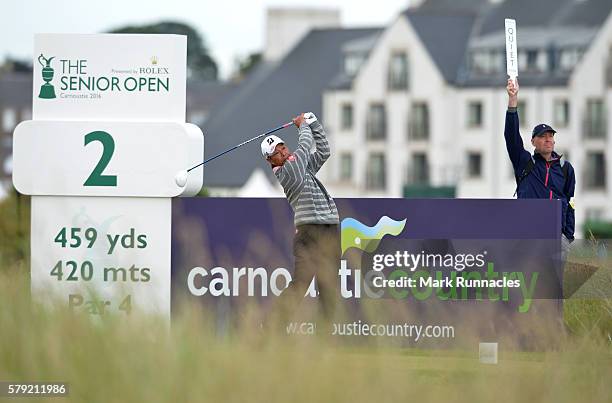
[
  {"left": 0, "top": 58, "right": 32, "bottom": 73},
  {"left": 235, "top": 52, "right": 262, "bottom": 79},
  {"left": 109, "top": 21, "right": 218, "bottom": 80}
]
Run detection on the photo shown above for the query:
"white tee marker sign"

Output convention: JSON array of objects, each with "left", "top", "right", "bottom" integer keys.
[{"left": 505, "top": 19, "right": 518, "bottom": 84}]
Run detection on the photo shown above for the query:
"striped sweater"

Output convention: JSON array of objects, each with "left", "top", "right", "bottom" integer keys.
[{"left": 273, "top": 121, "right": 339, "bottom": 226}]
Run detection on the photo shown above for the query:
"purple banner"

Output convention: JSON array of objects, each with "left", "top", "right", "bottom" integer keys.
[{"left": 172, "top": 198, "right": 563, "bottom": 349}]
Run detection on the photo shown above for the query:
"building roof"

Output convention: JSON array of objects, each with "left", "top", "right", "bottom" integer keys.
[
  {"left": 477, "top": 0, "right": 612, "bottom": 36},
  {"left": 404, "top": 11, "right": 477, "bottom": 84},
  {"left": 186, "top": 80, "right": 235, "bottom": 112},
  {"left": 342, "top": 33, "right": 381, "bottom": 54},
  {"left": 0, "top": 73, "right": 33, "bottom": 108},
  {"left": 328, "top": 32, "right": 383, "bottom": 90},
  {"left": 401, "top": 0, "right": 612, "bottom": 87},
  {"left": 470, "top": 27, "right": 598, "bottom": 49},
  {"left": 201, "top": 27, "right": 381, "bottom": 188},
  {"left": 414, "top": 0, "right": 489, "bottom": 15}
]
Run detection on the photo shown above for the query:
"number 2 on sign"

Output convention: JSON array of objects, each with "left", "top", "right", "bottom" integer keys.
[{"left": 84, "top": 131, "right": 117, "bottom": 186}]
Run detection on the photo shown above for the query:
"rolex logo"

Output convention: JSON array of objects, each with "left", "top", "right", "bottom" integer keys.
[{"left": 151, "top": 56, "right": 158, "bottom": 66}]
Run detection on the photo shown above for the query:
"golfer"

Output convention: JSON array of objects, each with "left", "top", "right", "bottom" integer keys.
[
  {"left": 505, "top": 78, "right": 576, "bottom": 261},
  {"left": 261, "top": 112, "right": 340, "bottom": 329}
]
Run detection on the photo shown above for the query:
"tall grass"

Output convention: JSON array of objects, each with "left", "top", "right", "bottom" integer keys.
[
  {"left": 0, "top": 268, "right": 611, "bottom": 403},
  {"left": 0, "top": 189, "right": 29, "bottom": 271},
  {"left": 1, "top": 192, "right": 611, "bottom": 402}
]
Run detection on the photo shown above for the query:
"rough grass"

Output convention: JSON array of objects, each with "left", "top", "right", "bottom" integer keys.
[
  {"left": 0, "top": 269, "right": 610, "bottom": 403},
  {"left": 1, "top": 192, "right": 611, "bottom": 402}
]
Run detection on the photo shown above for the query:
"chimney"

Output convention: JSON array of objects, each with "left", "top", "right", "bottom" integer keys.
[{"left": 264, "top": 8, "right": 341, "bottom": 62}]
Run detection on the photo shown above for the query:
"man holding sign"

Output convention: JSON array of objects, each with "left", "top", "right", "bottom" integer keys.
[
  {"left": 504, "top": 78, "right": 576, "bottom": 260},
  {"left": 503, "top": 18, "right": 575, "bottom": 262}
]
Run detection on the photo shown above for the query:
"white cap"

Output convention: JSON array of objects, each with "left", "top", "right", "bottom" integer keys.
[{"left": 260, "top": 135, "right": 284, "bottom": 159}]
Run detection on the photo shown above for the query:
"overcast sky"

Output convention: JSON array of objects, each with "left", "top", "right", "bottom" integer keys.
[{"left": 1, "top": 0, "right": 410, "bottom": 78}]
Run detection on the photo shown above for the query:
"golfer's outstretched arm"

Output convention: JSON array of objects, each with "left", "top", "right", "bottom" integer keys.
[
  {"left": 308, "top": 119, "right": 331, "bottom": 174},
  {"left": 505, "top": 78, "right": 531, "bottom": 172},
  {"left": 274, "top": 122, "right": 313, "bottom": 195},
  {"left": 294, "top": 121, "right": 315, "bottom": 161}
]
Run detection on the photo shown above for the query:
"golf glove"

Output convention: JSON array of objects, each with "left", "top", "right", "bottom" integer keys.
[{"left": 304, "top": 112, "right": 318, "bottom": 125}]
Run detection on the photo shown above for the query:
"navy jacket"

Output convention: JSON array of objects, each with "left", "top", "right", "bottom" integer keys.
[{"left": 504, "top": 108, "right": 575, "bottom": 240}]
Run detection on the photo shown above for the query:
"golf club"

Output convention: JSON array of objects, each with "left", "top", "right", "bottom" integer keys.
[{"left": 175, "top": 121, "right": 295, "bottom": 187}]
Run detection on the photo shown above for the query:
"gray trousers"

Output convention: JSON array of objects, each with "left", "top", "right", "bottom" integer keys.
[{"left": 277, "top": 223, "right": 340, "bottom": 322}]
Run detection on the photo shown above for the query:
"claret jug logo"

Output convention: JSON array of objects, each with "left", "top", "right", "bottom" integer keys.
[{"left": 38, "top": 53, "right": 56, "bottom": 99}]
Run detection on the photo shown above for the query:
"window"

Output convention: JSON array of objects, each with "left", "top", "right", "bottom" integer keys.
[
  {"left": 518, "top": 49, "right": 547, "bottom": 72},
  {"left": 366, "top": 153, "right": 386, "bottom": 190},
  {"left": 526, "top": 50, "right": 538, "bottom": 71},
  {"left": 584, "top": 152, "right": 606, "bottom": 190},
  {"left": 471, "top": 52, "right": 487, "bottom": 74},
  {"left": 340, "top": 153, "right": 353, "bottom": 181},
  {"left": 471, "top": 51, "right": 503, "bottom": 74},
  {"left": 489, "top": 51, "right": 503, "bottom": 73},
  {"left": 388, "top": 52, "right": 408, "bottom": 90},
  {"left": 409, "top": 102, "right": 429, "bottom": 140},
  {"left": 467, "top": 102, "right": 483, "bottom": 128},
  {"left": 517, "top": 101, "right": 527, "bottom": 127},
  {"left": 467, "top": 152, "right": 482, "bottom": 178},
  {"left": 2, "top": 108, "right": 16, "bottom": 133},
  {"left": 559, "top": 48, "right": 583, "bottom": 72},
  {"left": 366, "top": 104, "right": 386, "bottom": 140},
  {"left": 409, "top": 153, "right": 429, "bottom": 184},
  {"left": 553, "top": 99, "right": 570, "bottom": 127},
  {"left": 344, "top": 53, "right": 366, "bottom": 77},
  {"left": 341, "top": 104, "right": 353, "bottom": 130},
  {"left": 584, "top": 99, "right": 606, "bottom": 138}
]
